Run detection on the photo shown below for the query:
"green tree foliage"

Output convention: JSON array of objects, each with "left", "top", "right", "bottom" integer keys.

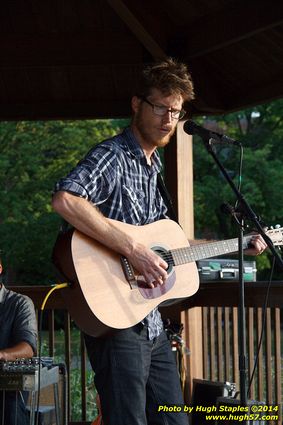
[
  {"left": 1, "top": 98, "right": 283, "bottom": 283},
  {"left": 0, "top": 119, "right": 128, "bottom": 284},
  {"left": 193, "top": 99, "right": 283, "bottom": 277}
]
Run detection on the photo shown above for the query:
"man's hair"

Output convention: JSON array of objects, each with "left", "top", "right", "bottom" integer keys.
[{"left": 139, "top": 57, "right": 195, "bottom": 101}]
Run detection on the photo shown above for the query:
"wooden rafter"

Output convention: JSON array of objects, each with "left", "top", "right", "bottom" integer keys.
[
  {"left": 185, "top": 0, "right": 283, "bottom": 58},
  {"left": 106, "top": 0, "right": 167, "bottom": 60}
]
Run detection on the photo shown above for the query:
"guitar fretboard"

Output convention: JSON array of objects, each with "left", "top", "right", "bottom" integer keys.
[{"left": 170, "top": 236, "right": 251, "bottom": 266}]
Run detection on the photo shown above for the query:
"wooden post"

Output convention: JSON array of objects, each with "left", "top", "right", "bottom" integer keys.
[
  {"left": 164, "top": 121, "right": 203, "bottom": 401},
  {"left": 163, "top": 121, "right": 194, "bottom": 233}
]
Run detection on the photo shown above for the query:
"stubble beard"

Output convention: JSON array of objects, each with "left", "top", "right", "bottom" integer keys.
[{"left": 134, "top": 113, "right": 176, "bottom": 149}]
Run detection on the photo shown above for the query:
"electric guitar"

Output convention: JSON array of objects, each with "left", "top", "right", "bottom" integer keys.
[{"left": 52, "top": 219, "right": 283, "bottom": 337}]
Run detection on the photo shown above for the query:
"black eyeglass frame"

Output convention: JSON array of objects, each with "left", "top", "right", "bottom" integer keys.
[{"left": 140, "top": 96, "right": 186, "bottom": 120}]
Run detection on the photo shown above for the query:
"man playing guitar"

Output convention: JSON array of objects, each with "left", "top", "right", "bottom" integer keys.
[{"left": 52, "top": 58, "right": 266, "bottom": 425}]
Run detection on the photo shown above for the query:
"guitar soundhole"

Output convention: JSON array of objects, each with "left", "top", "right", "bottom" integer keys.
[
  {"left": 152, "top": 246, "right": 174, "bottom": 274},
  {"left": 137, "top": 246, "right": 176, "bottom": 300}
]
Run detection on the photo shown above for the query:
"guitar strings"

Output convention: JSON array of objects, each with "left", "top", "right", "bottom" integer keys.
[{"left": 158, "top": 235, "right": 252, "bottom": 266}]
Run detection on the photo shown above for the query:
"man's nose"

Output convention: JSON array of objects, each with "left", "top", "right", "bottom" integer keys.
[{"left": 162, "top": 110, "right": 173, "bottom": 123}]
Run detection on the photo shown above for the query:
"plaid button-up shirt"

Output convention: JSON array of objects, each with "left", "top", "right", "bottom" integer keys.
[{"left": 55, "top": 127, "right": 169, "bottom": 339}]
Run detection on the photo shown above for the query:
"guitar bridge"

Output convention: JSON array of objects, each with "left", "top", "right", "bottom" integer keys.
[{"left": 120, "top": 256, "right": 137, "bottom": 289}]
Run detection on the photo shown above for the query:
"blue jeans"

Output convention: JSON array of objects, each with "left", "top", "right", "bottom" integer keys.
[
  {"left": 85, "top": 324, "right": 189, "bottom": 425},
  {"left": 0, "top": 391, "right": 29, "bottom": 425}
]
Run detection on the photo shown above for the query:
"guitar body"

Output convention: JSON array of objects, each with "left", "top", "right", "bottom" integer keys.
[{"left": 52, "top": 219, "right": 199, "bottom": 337}]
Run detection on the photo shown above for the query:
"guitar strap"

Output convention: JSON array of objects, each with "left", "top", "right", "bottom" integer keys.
[
  {"left": 157, "top": 173, "right": 179, "bottom": 224},
  {"left": 58, "top": 218, "right": 70, "bottom": 233}
]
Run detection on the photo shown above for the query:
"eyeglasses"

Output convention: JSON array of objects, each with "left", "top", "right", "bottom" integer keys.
[{"left": 140, "top": 96, "right": 186, "bottom": 120}]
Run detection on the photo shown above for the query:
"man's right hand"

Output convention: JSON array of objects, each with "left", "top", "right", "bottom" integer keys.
[{"left": 128, "top": 243, "right": 168, "bottom": 288}]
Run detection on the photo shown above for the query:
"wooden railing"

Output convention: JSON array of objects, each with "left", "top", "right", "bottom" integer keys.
[
  {"left": 171, "top": 280, "right": 283, "bottom": 424},
  {"left": 12, "top": 282, "right": 282, "bottom": 424}
]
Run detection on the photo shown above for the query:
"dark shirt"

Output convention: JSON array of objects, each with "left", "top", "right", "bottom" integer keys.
[
  {"left": 0, "top": 285, "right": 37, "bottom": 354},
  {"left": 54, "top": 127, "right": 169, "bottom": 339}
]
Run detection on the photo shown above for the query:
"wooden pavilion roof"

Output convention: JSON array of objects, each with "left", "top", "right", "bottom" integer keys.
[{"left": 1, "top": 0, "right": 283, "bottom": 120}]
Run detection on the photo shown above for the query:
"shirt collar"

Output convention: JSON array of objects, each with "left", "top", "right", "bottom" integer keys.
[
  {"left": 122, "top": 127, "right": 162, "bottom": 173},
  {"left": 0, "top": 284, "right": 6, "bottom": 303}
]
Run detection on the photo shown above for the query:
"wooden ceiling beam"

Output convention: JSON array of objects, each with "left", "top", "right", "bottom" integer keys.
[
  {"left": 226, "top": 75, "right": 283, "bottom": 111},
  {"left": 0, "top": 32, "right": 142, "bottom": 67},
  {"left": 106, "top": 0, "right": 167, "bottom": 60},
  {"left": 0, "top": 100, "right": 132, "bottom": 121},
  {"left": 184, "top": 0, "right": 283, "bottom": 59}
]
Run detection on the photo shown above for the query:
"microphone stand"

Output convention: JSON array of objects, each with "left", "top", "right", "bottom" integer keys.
[{"left": 198, "top": 135, "right": 283, "bottom": 419}]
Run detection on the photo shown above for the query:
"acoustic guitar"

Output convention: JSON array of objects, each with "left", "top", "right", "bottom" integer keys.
[{"left": 52, "top": 219, "right": 283, "bottom": 337}]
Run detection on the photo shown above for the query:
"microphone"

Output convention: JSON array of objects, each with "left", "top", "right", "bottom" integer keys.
[{"left": 183, "top": 120, "right": 240, "bottom": 146}]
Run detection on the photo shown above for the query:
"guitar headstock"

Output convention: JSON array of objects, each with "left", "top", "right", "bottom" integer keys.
[{"left": 266, "top": 225, "right": 283, "bottom": 246}]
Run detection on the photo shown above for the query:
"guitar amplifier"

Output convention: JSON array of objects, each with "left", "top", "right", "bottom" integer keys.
[
  {"left": 0, "top": 357, "right": 58, "bottom": 391},
  {"left": 197, "top": 259, "right": 257, "bottom": 282},
  {"left": 191, "top": 379, "right": 236, "bottom": 425}
]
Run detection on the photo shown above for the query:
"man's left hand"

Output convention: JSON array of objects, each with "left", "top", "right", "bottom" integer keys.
[{"left": 244, "top": 234, "right": 267, "bottom": 256}]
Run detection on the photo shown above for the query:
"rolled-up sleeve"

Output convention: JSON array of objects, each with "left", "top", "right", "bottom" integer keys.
[
  {"left": 54, "top": 144, "right": 118, "bottom": 205},
  {"left": 12, "top": 295, "right": 38, "bottom": 355}
]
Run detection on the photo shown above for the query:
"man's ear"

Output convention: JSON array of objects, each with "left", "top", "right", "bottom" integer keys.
[
  {"left": 131, "top": 96, "right": 141, "bottom": 113},
  {"left": 0, "top": 263, "right": 2, "bottom": 275}
]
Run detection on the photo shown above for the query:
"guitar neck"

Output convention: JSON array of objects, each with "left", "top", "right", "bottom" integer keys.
[{"left": 171, "top": 235, "right": 252, "bottom": 266}]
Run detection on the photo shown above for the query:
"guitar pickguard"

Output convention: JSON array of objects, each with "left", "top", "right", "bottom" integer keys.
[{"left": 137, "top": 270, "right": 176, "bottom": 299}]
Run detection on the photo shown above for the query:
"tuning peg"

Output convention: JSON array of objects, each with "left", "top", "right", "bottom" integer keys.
[{"left": 275, "top": 224, "right": 281, "bottom": 229}]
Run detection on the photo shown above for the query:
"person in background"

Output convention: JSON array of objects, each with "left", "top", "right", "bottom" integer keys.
[
  {"left": 0, "top": 256, "right": 38, "bottom": 425},
  {"left": 52, "top": 58, "right": 267, "bottom": 425}
]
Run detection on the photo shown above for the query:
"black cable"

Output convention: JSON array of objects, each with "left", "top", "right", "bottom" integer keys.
[
  {"left": 234, "top": 144, "right": 243, "bottom": 211},
  {"left": 247, "top": 256, "right": 276, "bottom": 398},
  {"left": 35, "top": 309, "right": 43, "bottom": 425}
]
